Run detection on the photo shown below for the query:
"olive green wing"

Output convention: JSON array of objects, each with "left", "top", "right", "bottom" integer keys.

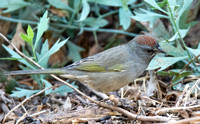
[
  {"left": 66, "top": 45, "right": 127, "bottom": 72},
  {"left": 66, "top": 56, "right": 124, "bottom": 72},
  {"left": 73, "top": 62, "right": 124, "bottom": 72}
]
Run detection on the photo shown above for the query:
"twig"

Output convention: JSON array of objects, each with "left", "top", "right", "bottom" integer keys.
[
  {"left": 29, "top": 110, "right": 47, "bottom": 117},
  {"left": 0, "top": 33, "right": 44, "bottom": 69},
  {"left": 142, "top": 96, "right": 162, "bottom": 105},
  {"left": 168, "top": 117, "right": 200, "bottom": 124},
  {"left": 175, "top": 84, "right": 189, "bottom": 107},
  {"left": 16, "top": 113, "right": 27, "bottom": 124},
  {"left": 180, "top": 54, "right": 200, "bottom": 72},
  {"left": 47, "top": 74, "right": 171, "bottom": 122},
  {"left": 183, "top": 79, "right": 200, "bottom": 106},
  {"left": 81, "top": 83, "right": 108, "bottom": 99},
  {"left": 156, "top": 105, "right": 200, "bottom": 115},
  {"left": 72, "top": 117, "right": 101, "bottom": 123},
  {"left": 16, "top": 110, "right": 47, "bottom": 124},
  {"left": 22, "top": 105, "right": 28, "bottom": 115},
  {"left": 1, "top": 33, "right": 170, "bottom": 123}
]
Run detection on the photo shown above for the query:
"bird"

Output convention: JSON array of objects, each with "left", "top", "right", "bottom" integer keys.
[{"left": 5, "top": 35, "right": 165, "bottom": 93}]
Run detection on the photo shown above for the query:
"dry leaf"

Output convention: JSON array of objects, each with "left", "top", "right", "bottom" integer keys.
[
  {"left": 8, "top": 23, "right": 25, "bottom": 49},
  {"left": 146, "top": 70, "right": 158, "bottom": 97},
  {"left": 109, "top": 95, "right": 119, "bottom": 106},
  {"left": 179, "top": 110, "right": 189, "bottom": 119},
  {"left": 36, "top": 105, "right": 44, "bottom": 112},
  {"left": 88, "top": 42, "right": 103, "bottom": 56},
  {"left": 18, "top": 78, "right": 40, "bottom": 90},
  {"left": 191, "top": 111, "right": 200, "bottom": 117},
  {"left": 77, "top": 32, "right": 92, "bottom": 58},
  {"left": 0, "top": 10, "right": 11, "bottom": 57},
  {"left": 49, "top": 7, "right": 68, "bottom": 17},
  {"left": 63, "top": 97, "right": 72, "bottom": 110},
  {"left": 0, "top": 10, "right": 10, "bottom": 43}
]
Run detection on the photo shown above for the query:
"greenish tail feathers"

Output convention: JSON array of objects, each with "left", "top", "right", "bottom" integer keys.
[{"left": 4, "top": 69, "right": 66, "bottom": 75}]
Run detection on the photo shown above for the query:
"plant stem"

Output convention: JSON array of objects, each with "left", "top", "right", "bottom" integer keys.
[
  {"left": 99, "top": 3, "right": 144, "bottom": 19},
  {"left": 32, "top": 44, "right": 37, "bottom": 61},
  {"left": 167, "top": 2, "right": 197, "bottom": 71},
  {"left": 0, "top": 16, "right": 137, "bottom": 37},
  {"left": 93, "top": 31, "right": 98, "bottom": 44}
]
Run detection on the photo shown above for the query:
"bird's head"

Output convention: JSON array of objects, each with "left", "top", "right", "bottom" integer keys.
[{"left": 128, "top": 35, "right": 166, "bottom": 60}]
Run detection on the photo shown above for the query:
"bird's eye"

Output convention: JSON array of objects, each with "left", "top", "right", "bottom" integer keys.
[{"left": 146, "top": 49, "right": 155, "bottom": 54}]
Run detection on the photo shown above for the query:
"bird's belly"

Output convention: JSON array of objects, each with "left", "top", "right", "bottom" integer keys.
[
  {"left": 86, "top": 71, "right": 137, "bottom": 93},
  {"left": 61, "top": 62, "right": 148, "bottom": 93}
]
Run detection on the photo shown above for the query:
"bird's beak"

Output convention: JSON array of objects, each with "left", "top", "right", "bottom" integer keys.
[{"left": 157, "top": 46, "right": 166, "bottom": 53}]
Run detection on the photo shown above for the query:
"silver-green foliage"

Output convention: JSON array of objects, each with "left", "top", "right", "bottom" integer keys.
[{"left": 3, "top": 11, "right": 77, "bottom": 98}]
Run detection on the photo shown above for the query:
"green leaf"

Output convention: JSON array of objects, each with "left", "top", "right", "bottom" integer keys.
[
  {"left": 172, "top": 71, "right": 193, "bottom": 83},
  {"left": 87, "top": 0, "right": 136, "bottom": 7},
  {"left": 157, "top": 69, "right": 181, "bottom": 76},
  {"left": 73, "top": 0, "right": 81, "bottom": 9},
  {"left": 179, "top": 9, "right": 200, "bottom": 29},
  {"left": 20, "top": 25, "right": 34, "bottom": 45},
  {"left": 27, "top": 25, "right": 34, "bottom": 41},
  {"left": 121, "top": 0, "right": 128, "bottom": 10},
  {"left": 0, "top": 0, "right": 31, "bottom": 13},
  {"left": 22, "top": 46, "right": 31, "bottom": 57},
  {"left": 157, "top": 71, "right": 171, "bottom": 76},
  {"left": 54, "top": 81, "right": 78, "bottom": 95},
  {"left": 197, "top": 42, "right": 200, "bottom": 49},
  {"left": 176, "top": 0, "right": 193, "bottom": 27},
  {"left": 83, "top": 17, "right": 108, "bottom": 29},
  {"left": 157, "top": 69, "right": 192, "bottom": 78},
  {"left": 119, "top": 8, "right": 133, "bottom": 30},
  {"left": 67, "top": 41, "right": 84, "bottom": 62},
  {"left": 41, "top": 79, "right": 53, "bottom": 95},
  {"left": 173, "top": 82, "right": 199, "bottom": 92},
  {"left": 20, "top": 34, "right": 30, "bottom": 44},
  {"left": 34, "top": 11, "right": 49, "bottom": 51},
  {"left": 168, "top": 28, "right": 189, "bottom": 41},
  {"left": 10, "top": 87, "right": 40, "bottom": 98},
  {"left": 132, "top": 8, "right": 168, "bottom": 27},
  {"left": 79, "top": 0, "right": 90, "bottom": 21},
  {"left": 157, "top": 0, "right": 168, "bottom": 9},
  {"left": 48, "top": 0, "right": 74, "bottom": 12},
  {"left": 37, "top": 38, "right": 68, "bottom": 65},
  {"left": 2, "top": 45, "right": 35, "bottom": 69},
  {"left": 147, "top": 54, "right": 188, "bottom": 71},
  {"left": 36, "top": 40, "right": 49, "bottom": 68},
  {"left": 159, "top": 42, "right": 187, "bottom": 57},
  {"left": 6, "top": 79, "right": 17, "bottom": 94},
  {"left": 144, "top": 0, "right": 167, "bottom": 13},
  {"left": 0, "top": 57, "right": 24, "bottom": 60},
  {"left": 168, "top": 0, "right": 178, "bottom": 13},
  {"left": 187, "top": 47, "right": 200, "bottom": 57}
]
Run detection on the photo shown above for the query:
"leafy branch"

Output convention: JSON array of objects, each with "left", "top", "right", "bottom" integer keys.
[
  {"left": 1, "top": 11, "right": 77, "bottom": 97},
  {"left": 166, "top": 1, "right": 196, "bottom": 70}
]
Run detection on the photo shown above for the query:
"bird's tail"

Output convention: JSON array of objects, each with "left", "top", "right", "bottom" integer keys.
[{"left": 4, "top": 68, "right": 66, "bottom": 75}]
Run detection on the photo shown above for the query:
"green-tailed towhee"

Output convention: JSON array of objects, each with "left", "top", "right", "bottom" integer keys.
[{"left": 5, "top": 35, "right": 165, "bottom": 93}]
